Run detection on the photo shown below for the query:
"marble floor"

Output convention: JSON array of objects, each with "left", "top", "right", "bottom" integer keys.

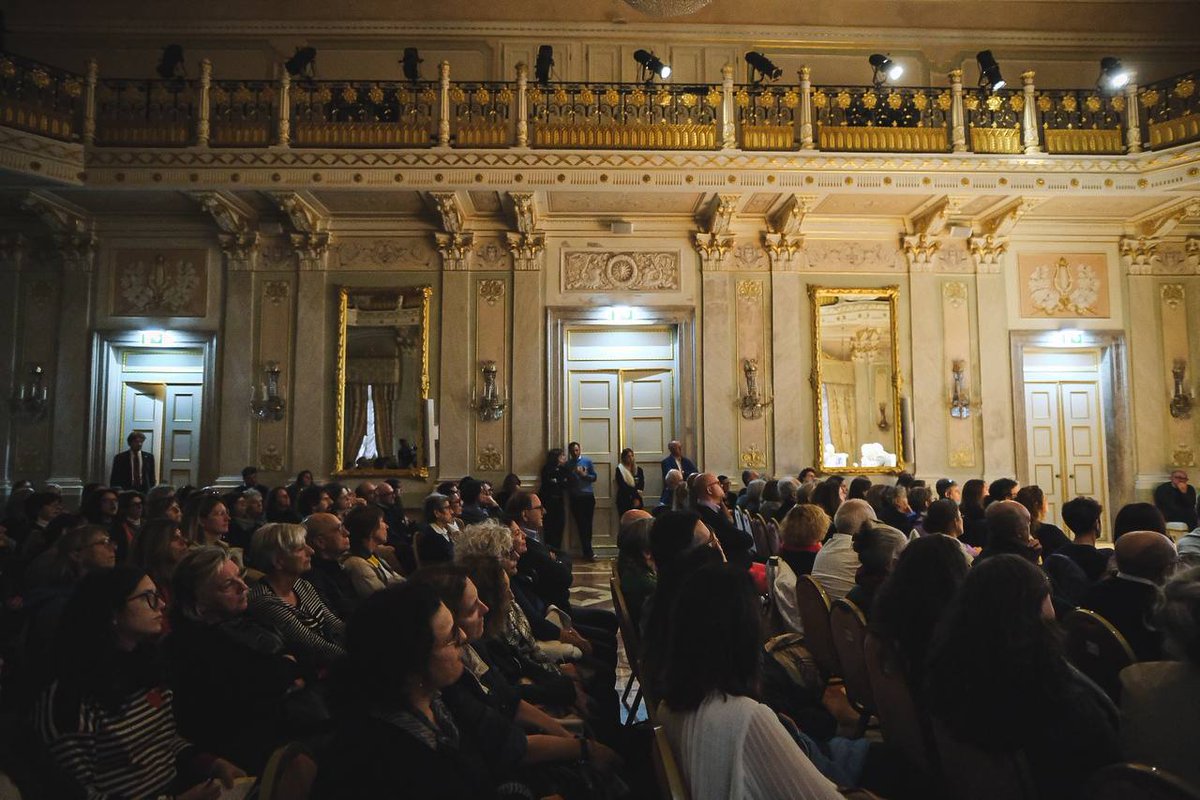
[{"left": 568, "top": 558, "right": 647, "bottom": 724}]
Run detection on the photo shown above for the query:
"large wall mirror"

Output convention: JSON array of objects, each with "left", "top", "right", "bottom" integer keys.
[
  {"left": 810, "top": 286, "right": 904, "bottom": 474},
  {"left": 335, "top": 286, "right": 432, "bottom": 477}
]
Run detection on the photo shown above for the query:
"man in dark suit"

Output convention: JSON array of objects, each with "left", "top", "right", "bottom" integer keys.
[
  {"left": 109, "top": 432, "right": 155, "bottom": 492},
  {"left": 660, "top": 440, "right": 698, "bottom": 480},
  {"left": 1081, "top": 530, "right": 1179, "bottom": 661},
  {"left": 691, "top": 470, "right": 754, "bottom": 570},
  {"left": 1153, "top": 470, "right": 1198, "bottom": 530}
]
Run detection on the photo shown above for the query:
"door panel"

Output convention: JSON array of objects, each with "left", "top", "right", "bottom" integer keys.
[
  {"left": 1023, "top": 380, "right": 1107, "bottom": 531},
  {"left": 568, "top": 372, "right": 618, "bottom": 554},
  {"left": 163, "top": 384, "right": 203, "bottom": 487},
  {"left": 1062, "top": 383, "right": 1105, "bottom": 508},
  {"left": 1024, "top": 382, "right": 1064, "bottom": 526},
  {"left": 121, "top": 382, "right": 165, "bottom": 463},
  {"left": 622, "top": 369, "right": 674, "bottom": 507}
]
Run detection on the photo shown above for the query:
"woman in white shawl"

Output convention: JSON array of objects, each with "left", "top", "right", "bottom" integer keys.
[{"left": 614, "top": 447, "right": 645, "bottom": 516}]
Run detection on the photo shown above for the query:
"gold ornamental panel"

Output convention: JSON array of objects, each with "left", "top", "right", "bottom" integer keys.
[
  {"left": 1148, "top": 113, "right": 1200, "bottom": 149},
  {"left": 293, "top": 122, "right": 433, "bottom": 148},
  {"left": 741, "top": 125, "right": 795, "bottom": 151},
  {"left": 970, "top": 127, "right": 1021, "bottom": 154},
  {"left": 817, "top": 125, "right": 949, "bottom": 153},
  {"left": 1043, "top": 128, "right": 1123, "bottom": 155},
  {"left": 531, "top": 121, "right": 717, "bottom": 150},
  {"left": 209, "top": 121, "right": 272, "bottom": 148}
]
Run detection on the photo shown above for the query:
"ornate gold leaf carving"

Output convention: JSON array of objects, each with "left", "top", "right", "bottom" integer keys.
[
  {"left": 740, "top": 445, "right": 767, "bottom": 470},
  {"left": 737, "top": 280, "right": 763, "bottom": 300},
  {"left": 478, "top": 279, "right": 506, "bottom": 306},
  {"left": 477, "top": 444, "right": 503, "bottom": 472}
]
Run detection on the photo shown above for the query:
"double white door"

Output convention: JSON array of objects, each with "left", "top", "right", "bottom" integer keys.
[
  {"left": 120, "top": 381, "right": 203, "bottom": 487},
  {"left": 1023, "top": 380, "right": 1107, "bottom": 530}
]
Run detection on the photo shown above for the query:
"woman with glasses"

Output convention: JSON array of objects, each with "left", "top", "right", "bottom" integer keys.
[
  {"left": 129, "top": 518, "right": 190, "bottom": 609},
  {"left": 169, "top": 546, "right": 324, "bottom": 772},
  {"left": 35, "top": 565, "right": 245, "bottom": 800},
  {"left": 246, "top": 522, "right": 346, "bottom": 670}
]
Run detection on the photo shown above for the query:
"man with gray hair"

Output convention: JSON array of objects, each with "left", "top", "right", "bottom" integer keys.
[
  {"left": 979, "top": 499, "right": 1038, "bottom": 563},
  {"left": 660, "top": 439, "right": 697, "bottom": 480},
  {"left": 776, "top": 476, "right": 800, "bottom": 519},
  {"left": 811, "top": 498, "right": 877, "bottom": 601},
  {"left": 657, "top": 468, "right": 684, "bottom": 509}
]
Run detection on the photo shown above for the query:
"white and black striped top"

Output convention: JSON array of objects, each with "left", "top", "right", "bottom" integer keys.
[
  {"left": 247, "top": 577, "right": 346, "bottom": 667},
  {"left": 34, "top": 681, "right": 190, "bottom": 799}
]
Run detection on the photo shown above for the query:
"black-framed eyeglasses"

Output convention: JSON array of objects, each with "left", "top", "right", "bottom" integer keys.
[{"left": 127, "top": 589, "right": 166, "bottom": 610}]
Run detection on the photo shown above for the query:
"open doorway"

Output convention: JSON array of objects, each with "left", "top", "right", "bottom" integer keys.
[
  {"left": 549, "top": 308, "right": 697, "bottom": 555},
  {"left": 90, "top": 331, "right": 218, "bottom": 488}
]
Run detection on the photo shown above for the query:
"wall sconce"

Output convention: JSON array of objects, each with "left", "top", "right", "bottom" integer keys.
[
  {"left": 471, "top": 360, "right": 507, "bottom": 422},
  {"left": 950, "top": 359, "right": 972, "bottom": 419},
  {"left": 1170, "top": 359, "right": 1193, "bottom": 420},
  {"left": 250, "top": 361, "right": 286, "bottom": 422},
  {"left": 9, "top": 364, "right": 49, "bottom": 421},
  {"left": 738, "top": 358, "right": 772, "bottom": 420},
  {"left": 878, "top": 402, "right": 890, "bottom": 431}
]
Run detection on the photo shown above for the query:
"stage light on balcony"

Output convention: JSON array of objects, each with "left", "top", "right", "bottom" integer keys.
[
  {"left": 634, "top": 49, "right": 671, "bottom": 82},
  {"left": 745, "top": 51, "right": 782, "bottom": 83},
  {"left": 401, "top": 48, "right": 423, "bottom": 82},
  {"left": 976, "top": 50, "right": 1006, "bottom": 91},
  {"left": 869, "top": 53, "right": 902, "bottom": 88},
  {"left": 156, "top": 45, "right": 186, "bottom": 80},
  {"left": 1098, "top": 57, "right": 1130, "bottom": 92},
  {"left": 284, "top": 47, "right": 317, "bottom": 79},
  {"left": 535, "top": 46, "right": 555, "bottom": 84}
]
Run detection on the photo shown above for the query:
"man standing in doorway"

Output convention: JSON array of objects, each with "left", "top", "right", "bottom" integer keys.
[
  {"left": 566, "top": 440, "right": 598, "bottom": 560},
  {"left": 660, "top": 439, "right": 698, "bottom": 480},
  {"left": 109, "top": 432, "right": 155, "bottom": 493}
]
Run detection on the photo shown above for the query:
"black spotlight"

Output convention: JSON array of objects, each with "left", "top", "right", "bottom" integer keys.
[
  {"left": 745, "top": 51, "right": 782, "bottom": 83},
  {"left": 285, "top": 46, "right": 317, "bottom": 79},
  {"left": 633, "top": 49, "right": 671, "bottom": 82},
  {"left": 535, "top": 45, "right": 555, "bottom": 84},
  {"left": 869, "top": 53, "right": 902, "bottom": 88},
  {"left": 156, "top": 44, "right": 186, "bottom": 80},
  {"left": 1098, "top": 56, "right": 1130, "bottom": 92},
  {"left": 401, "top": 47, "right": 422, "bottom": 82},
  {"left": 976, "top": 50, "right": 1006, "bottom": 91}
]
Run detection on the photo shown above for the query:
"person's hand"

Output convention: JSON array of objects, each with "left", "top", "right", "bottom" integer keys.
[
  {"left": 560, "top": 627, "right": 593, "bottom": 656},
  {"left": 589, "top": 741, "right": 623, "bottom": 773},
  {"left": 210, "top": 758, "right": 247, "bottom": 789},
  {"left": 176, "top": 780, "right": 221, "bottom": 800}
]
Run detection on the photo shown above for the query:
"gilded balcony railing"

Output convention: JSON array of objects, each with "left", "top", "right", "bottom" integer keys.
[
  {"left": 734, "top": 83, "right": 800, "bottom": 150},
  {"left": 1139, "top": 70, "right": 1200, "bottom": 150},
  {"left": 290, "top": 80, "right": 438, "bottom": 148},
  {"left": 95, "top": 78, "right": 195, "bottom": 146},
  {"left": 964, "top": 87, "right": 1023, "bottom": 154},
  {"left": 1036, "top": 88, "right": 1124, "bottom": 154},
  {"left": 210, "top": 80, "right": 275, "bottom": 147},
  {"left": 528, "top": 82, "right": 719, "bottom": 150},
  {"left": 814, "top": 85, "right": 950, "bottom": 152},
  {"left": 450, "top": 81, "right": 515, "bottom": 147},
  {"left": 0, "top": 52, "right": 82, "bottom": 142}
]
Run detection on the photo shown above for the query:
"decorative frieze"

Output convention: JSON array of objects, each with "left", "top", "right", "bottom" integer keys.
[
  {"left": 112, "top": 251, "right": 207, "bottom": 317},
  {"left": 335, "top": 238, "right": 435, "bottom": 269},
  {"left": 562, "top": 251, "right": 680, "bottom": 291}
]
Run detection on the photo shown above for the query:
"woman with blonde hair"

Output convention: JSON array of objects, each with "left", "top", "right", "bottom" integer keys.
[{"left": 773, "top": 504, "right": 830, "bottom": 635}]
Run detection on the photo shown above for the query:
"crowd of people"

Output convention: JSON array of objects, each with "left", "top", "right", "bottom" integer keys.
[{"left": 0, "top": 454, "right": 1195, "bottom": 798}]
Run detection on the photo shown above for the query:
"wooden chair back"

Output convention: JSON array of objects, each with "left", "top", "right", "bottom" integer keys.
[
  {"left": 1063, "top": 607, "right": 1136, "bottom": 702},
  {"left": 864, "top": 633, "right": 931, "bottom": 773},
  {"left": 764, "top": 519, "right": 780, "bottom": 558},
  {"left": 933, "top": 720, "right": 1038, "bottom": 800},
  {"left": 259, "top": 743, "right": 317, "bottom": 800},
  {"left": 749, "top": 514, "right": 769, "bottom": 562},
  {"left": 795, "top": 574, "right": 841, "bottom": 678},
  {"left": 651, "top": 725, "right": 691, "bottom": 800},
  {"left": 830, "top": 598, "right": 875, "bottom": 714},
  {"left": 610, "top": 575, "right": 641, "bottom": 670},
  {"left": 1086, "top": 763, "right": 1200, "bottom": 800}
]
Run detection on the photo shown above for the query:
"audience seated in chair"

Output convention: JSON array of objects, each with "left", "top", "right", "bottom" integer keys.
[
  {"left": 302, "top": 511, "right": 358, "bottom": 619},
  {"left": 810, "top": 498, "right": 875, "bottom": 602},
  {"left": 924, "top": 554, "right": 1120, "bottom": 800},
  {"left": 1082, "top": 530, "right": 1180, "bottom": 662},
  {"left": 1058, "top": 495, "right": 1114, "bottom": 582},
  {"left": 773, "top": 503, "right": 829, "bottom": 635},
  {"left": 846, "top": 524, "right": 908, "bottom": 620},
  {"left": 341, "top": 504, "right": 404, "bottom": 599}
]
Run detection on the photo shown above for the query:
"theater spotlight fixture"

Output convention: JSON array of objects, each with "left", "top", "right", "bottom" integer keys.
[
  {"left": 745, "top": 51, "right": 782, "bottom": 83},
  {"left": 401, "top": 47, "right": 423, "bottom": 82},
  {"left": 535, "top": 45, "right": 555, "bottom": 84},
  {"left": 156, "top": 44, "right": 186, "bottom": 80},
  {"left": 1098, "top": 56, "right": 1131, "bottom": 92},
  {"left": 284, "top": 47, "right": 318, "bottom": 79},
  {"left": 869, "top": 53, "right": 902, "bottom": 88},
  {"left": 976, "top": 50, "right": 1006, "bottom": 91},
  {"left": 633, "top": 49, "right": 672, "bottom": 82}
]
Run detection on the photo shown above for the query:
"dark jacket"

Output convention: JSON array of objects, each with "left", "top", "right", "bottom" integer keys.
[
  {"left": 1032, "top": 522, "right": 1071, "bottom": 557},
  {"left": 109, "top": 449, "right": 156, "bottom": 492},
  {"left": 538, "top": 463, "right": 570, "bottom": 502},
  {"left": 518, "top": 534, "right": 573, "bottom": 611},
  {"left": 696, "top": 502, "right": 754, "bottom": 570},
  {"left": 1082, "top": 576, "right": 1163, "bottom": 661},
  {"left": 1153, "top": 482, "right": 1198, "bottom": 529},
  {"left": 614, "top": 466, "right": 645, "bottom": 516},
  {"left": 1057, "top": 542, "right": 1113, "bottom": 583},
  {"left": 416, "top": 523, "right": 455, "bottom": 566},
  {"left": 660, "top": 455, "right": 698, "bottom": 479},
  {"left": 306, "top": 554, "right": 359, "bottom": 620}
]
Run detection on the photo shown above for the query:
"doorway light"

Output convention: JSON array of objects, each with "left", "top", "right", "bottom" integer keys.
[
  {"left": 1053, "top": 328, "right": 1086, "bottom": 347},
  {"left": 139, "top": 330, "right": 176, "bottom": 345},
  {"left": 610, "top": 305, "right": 634, "bottom": 321}
]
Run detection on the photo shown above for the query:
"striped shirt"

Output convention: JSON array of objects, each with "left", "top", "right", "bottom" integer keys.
[
  {"left": 247, "top": 577, "right": 346, "bottom": 666},
  {"left": 34, "top": 681, "right": 190, "bottom": 799}
]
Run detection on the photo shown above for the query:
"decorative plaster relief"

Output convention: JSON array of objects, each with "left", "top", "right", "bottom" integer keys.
[
  {"left": 1017, "top": 254, "right": 1110, "bottom": 318},
  {"left": 112, "top": 251, "right": 207, "bottom": 317},
  {"left": 336, "top": 238, "right": 435, "bottom": 269},
  {"left": 1173, "top": 444, "right": 1195, "bottom": 468},
  {"left": 260, "top": 445, "right": 284, "bottom": 473},
  {"left": 805, "top": 241, "right": 898, "bottom": 271},
  {"left": 477, "top": 444, "right": 503, "bottom": 472},
  {"left": 740, "top": 444, "right": 767, "bottom": 469},
  {"left": 263, "top": 280, "right": 290, "bottom": 306},
  {"left": 1161, "top": 283, "right": 1185, "bottom": 309},
  {"left": 736, "top": 280, "right": 762, "bottom": 300},
  {"left": 730, "top": 243, "right": 767, "bottom": 271},
  {"left": 942, "top": 281, "right": 968, "bottom": 309},
  {"left": 562, "top": 251, "right": 680, "bottom": 291},
  {"left": 474, "top": 239, "right": 510, "bottom": 270},
  {"left": 478, "top": 279, "right": 506, "bottom": 306}
]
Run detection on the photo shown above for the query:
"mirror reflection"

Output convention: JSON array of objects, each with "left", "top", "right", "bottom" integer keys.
[
  {"left": 336, "top": 286, "right": 431, "bottom": 476},
  {"left": 810, "top": 286, "right": 903, "bottom": 473}
]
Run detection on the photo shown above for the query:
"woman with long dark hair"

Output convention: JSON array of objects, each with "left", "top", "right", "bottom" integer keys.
[
  {"left": 924, "top": 554, "right": 1119, "bottom": 799},
  {"left": 538, "top": 449, "right": 570, "bottom": 549},
  {"left": 959, "top": 478, "right": 988, "bottom": 547},
  {"left": 614, "top": 447, "right": 645, "bottom": 516},
  {"left": 1015, "top": 485, "right": 1070, "bottom": 556}
]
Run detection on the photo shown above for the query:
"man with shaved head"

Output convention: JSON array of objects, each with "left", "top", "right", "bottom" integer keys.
[
  {"left": 1083, "top": 530, "right": 1179, "bottom": 661},
  {"left": 979, "top": 499, "right": 1040, "bottom": 563},
  {"left": 692, "top": 471, "right": 753, "bottom": 570},
  {"left": 660, "top": 440, "right": 697, "bottom": 480},
  {"left": 303, "top": 512, "right": 355, "bottom": 617}
]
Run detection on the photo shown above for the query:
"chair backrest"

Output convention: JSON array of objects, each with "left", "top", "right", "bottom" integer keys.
[
  {"left": 1085, "top": 762, "right": 1200, "bottom": 800},
  {"left": 764, "top": 519, "right": 780, "bottom": 558},
  {"left": 795, "top": 574, "right": 841, "bottom": 678},
  {"left": 651, "top": 725, "right": 691, "bottom": 800},
  {"left": 830, "top": 598, "right": 875, "bottom": 713},
  {"left": 1063, "top": 607, "right": 1136, "bottom": 702},
  {"left": 259, "top": 742, "right": 317, "bottom": 800},
  {"left": 864, "top": 633, "right": 931, "bottom": 773},
  {"left": 610, "top": 575, "right": 641, "bottom": 675},
  {"left": 749, "top": 514, "right": 769, "bottom": 562},
  {"left": 932, "top": 720, "right": 1038, "bottom": 800}
]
